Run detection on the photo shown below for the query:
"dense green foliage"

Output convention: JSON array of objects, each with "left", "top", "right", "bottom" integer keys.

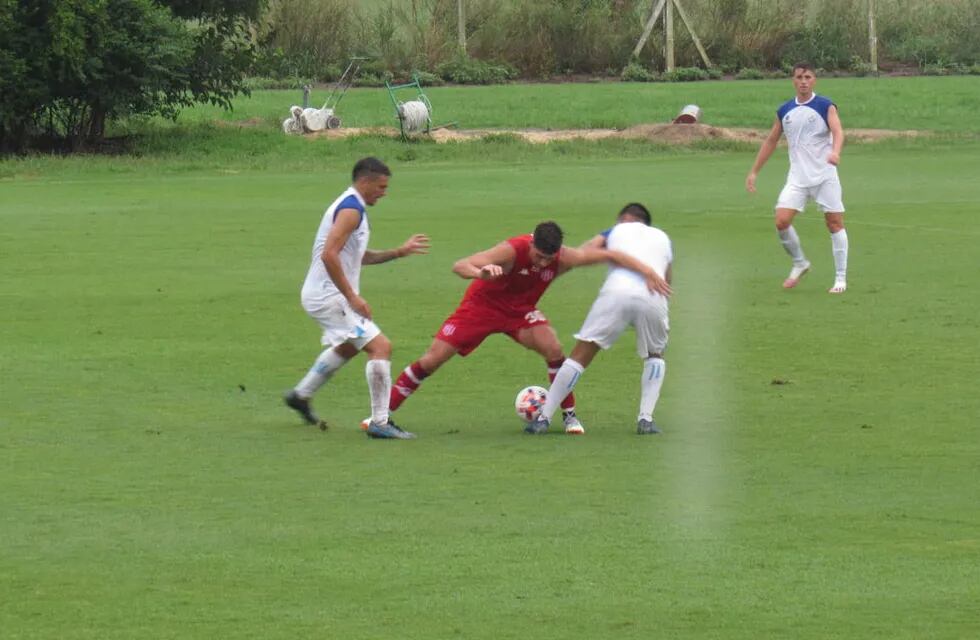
[
  {"left": 0, "top": 0, "right": 261, "bottom": 151},
  {"left": 256, "top": 0, "right": 980, "bottom": 82}
]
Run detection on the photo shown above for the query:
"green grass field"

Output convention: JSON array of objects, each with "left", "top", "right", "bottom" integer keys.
[{"left": 2, "top": 78, "right": 979, "bottom": 638}]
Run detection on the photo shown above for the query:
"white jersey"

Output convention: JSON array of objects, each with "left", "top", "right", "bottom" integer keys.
[
  {"left": 778, "top": 94, "right": 839, "bottom": 188},
  {"left": 301, "top": 186, "right": 369, "bottom": 303},
  {"left": 599, "top": 222, "right": 672, "bottom": 299}
]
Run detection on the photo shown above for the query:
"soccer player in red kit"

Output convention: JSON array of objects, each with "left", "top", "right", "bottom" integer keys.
[{"left": 385, "top": 220, "right": 670, "bottom": 434}]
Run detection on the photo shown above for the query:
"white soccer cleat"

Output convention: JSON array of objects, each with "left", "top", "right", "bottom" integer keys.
[
  {"left": 828, "top": 280, "right": 847, "bottom": 294},
  {"left": 783, "top": 261, "right": 811, "bottom": 289},
  {"left": 563, "top": 411, "right": 585, "bottom": 435}
]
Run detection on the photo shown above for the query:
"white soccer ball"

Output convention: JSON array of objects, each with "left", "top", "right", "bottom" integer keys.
[{"left": 515, "top": 386, "right": 548, "bottom": 423}]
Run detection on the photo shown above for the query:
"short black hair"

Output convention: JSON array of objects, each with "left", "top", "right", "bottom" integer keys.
[
  {"left": 618, "top": 202, "right": 651, "bottom": 225},
  {"left": 532, "top": 221, "right": 563, "bottom": 255},
  {"left": 352, "top": 157, "right": 391, "bottom": 182},
  {"left": 792, "top": 62, "right": 815, "bottom": 75}
]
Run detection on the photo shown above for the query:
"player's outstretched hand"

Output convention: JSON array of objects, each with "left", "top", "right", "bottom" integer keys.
[
  {"left": 827, "top": 151, "right": 840, "bottom": 166},
  {"left": 350, "top": 295, "right": 372, "bottom": 319},
  {"left": 745, "top": 172, "right": 757, "bottom": 193},
  {"left": 479, "top": 264, "right": 504, "bottom": 280},
  {"left": 400, "top": 233, "right": 430, "bottom": 257},
  {"left": 645, "top": 272, "right": 672, "bottom": 297}
]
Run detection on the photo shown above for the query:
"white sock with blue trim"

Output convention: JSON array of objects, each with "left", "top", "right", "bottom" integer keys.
[
  {"left": 366, "top": 359, "right": 392, "bottom": 425},
  {"left": 295, "top": 348, "right": 349, "bottom": 398},
  {"left": 540, "top": 359, "right": 585, "bottom": 423},
  {"left": 639, "top": 357, "right": 666, "bottom": 421}
]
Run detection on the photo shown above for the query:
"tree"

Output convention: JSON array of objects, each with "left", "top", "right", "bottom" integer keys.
[{"left": 0, "top": 0, "right": 263, "bottom": 152}]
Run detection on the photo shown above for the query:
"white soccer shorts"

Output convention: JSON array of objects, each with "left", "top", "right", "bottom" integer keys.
[
  {"left": 776, "top": 178, "right": 845, "bottom": 213},
  {"left": 302, "top": 295, "right": 381, "bottom": 349},
  {"left": 574, "top": 292, "right": 669, "bottom": 357}
]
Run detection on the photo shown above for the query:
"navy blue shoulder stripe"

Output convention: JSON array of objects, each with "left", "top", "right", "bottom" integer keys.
[
  {"left": 599, "top": 227, "right": 613, "bottom": 239},
  {"left": 332, "top": 194, "right": 366, "bottom": 227}
]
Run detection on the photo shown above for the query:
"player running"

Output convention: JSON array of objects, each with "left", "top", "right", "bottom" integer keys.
[
  {"left": 526, "top": 203, "right": 672, "bottom": 436},
  {"left": 385, "top": 220, "right": 670, "bottom": 434},
  {"left": 284, "top": 157, "right": 430, "bottom": 439},
  {"left": 746, "top": 62, "right": 849, "bottom": 294}
]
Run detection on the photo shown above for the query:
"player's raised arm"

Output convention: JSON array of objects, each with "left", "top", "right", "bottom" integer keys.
[
  {"left": 362, "top": 233, "right": 430, "bottom": 265},
  {"left": 322, "top": 208, "right": 372, "bottom": 317},
  {"left": 452, "top": 241, "right": 515, "bottom": 280},
  {"left": 746, "top": 117, "right": 783, "bottom": 193},
  {"left": 827, "top": 105, "right": 844, "bottom": 166}
]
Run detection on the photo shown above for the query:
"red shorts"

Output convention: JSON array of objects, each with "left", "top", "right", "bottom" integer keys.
[{"left": 436, "top": 303, "right": 549, "bottom": 356}]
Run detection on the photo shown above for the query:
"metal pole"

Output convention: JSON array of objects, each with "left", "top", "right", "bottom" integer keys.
[
  {"left": 868, "top": 0, "right": 878, "bottom": 73},
  {"left": 458, "top": 0, "right": 466, "bottom": 53},
  {"left": 665, "top": 0, "right": 675, "bottom": 72}
]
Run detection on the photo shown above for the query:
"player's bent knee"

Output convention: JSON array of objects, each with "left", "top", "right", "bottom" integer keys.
[{"left": 363, "top": 334, "right": 392, "bottom": 359}]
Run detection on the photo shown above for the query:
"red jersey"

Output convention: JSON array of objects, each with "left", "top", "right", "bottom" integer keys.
[{"left": 460, "top": 235, "right": 561, "bottom": 315}]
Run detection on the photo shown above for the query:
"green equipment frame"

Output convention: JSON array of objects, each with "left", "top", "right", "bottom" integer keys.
[{"left": 385, "top": 74, "right": 433, "bottom": 139}]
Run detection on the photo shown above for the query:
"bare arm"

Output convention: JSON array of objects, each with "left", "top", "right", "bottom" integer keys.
[
  {"left": 560, "top": 246, "right": 671, "bottom": 297},
  {"left": 746, "top": 117, "right": 783, "bottom": 193},
  {"left": 452, "top": 241, "right": 516, "bottom": 280},
  {"left": 578, "top": 234, "right": 607, "bottom": 250},
  {"left": 827, "top": 105, "right": 844, "bottom": 166},
  {"left": 321, "top": 208, "right": 371, "bottom": 317},
  {"left": 362, "top": 233, "right": 430, "bottom": 265}
]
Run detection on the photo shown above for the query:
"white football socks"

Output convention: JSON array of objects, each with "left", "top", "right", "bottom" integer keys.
[
  {"left": 295, "top": 348, "right": 349, "bottom": 398},
  {"left": 778, "top": 225, "right": 808, "bottom": 266},
  {"left": 831, "top": 228, "right": 848, "bottom": 281},
  {"left": 639, "top": 357, "right": 666, "bottom": 421},
  {"left": 540, "top": 359, "right": 585, "bottom": 423},
  {"left": 365, "top": 359, "right": 392, "bottom": 425}
]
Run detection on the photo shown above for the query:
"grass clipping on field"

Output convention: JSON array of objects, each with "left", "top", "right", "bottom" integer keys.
[{"left": 302, "top": 123, "right": 922, "bottom": 144}]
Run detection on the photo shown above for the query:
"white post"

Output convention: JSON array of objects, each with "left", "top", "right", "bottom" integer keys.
[
  {"left": 632, "top": 0, "right": 668, "bottom": 60},
  {"left": 868, "top": 0, "right": 878, "bottom": 73},
  {"left": 672, "top": 0, "right": 713, "bottom": 68},
  {"left": 458, "top": 0, "right": 466, "bottom": 53}
]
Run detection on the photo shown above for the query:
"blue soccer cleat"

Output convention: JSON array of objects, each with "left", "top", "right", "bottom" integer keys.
[{"left": 366, "top": 418, "right": 416, "bottom": 440}]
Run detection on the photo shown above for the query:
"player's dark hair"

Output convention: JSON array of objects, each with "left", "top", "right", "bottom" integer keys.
[
  {"left": 532, "top": 221, "right": 563, "bottom": 255},
  {"left": 352, "top": 157, "right": 391, "bottom": 182},
  {"left": 792, "top": 62, "right": 815, "bottom": 75},
  {"left": 618, "top": 202, "right": 651, "bottom": 225}
]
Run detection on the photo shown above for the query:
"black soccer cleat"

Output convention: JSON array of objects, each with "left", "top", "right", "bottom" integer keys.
[{"left": 284, "top": 391, "right": 320, "bottom": 426}]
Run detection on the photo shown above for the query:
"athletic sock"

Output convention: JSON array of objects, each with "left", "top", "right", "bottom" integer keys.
[
  {"left": 540, "top": 359, "right": 585, "bottom": 423},
  {"left": 389, "top": 361, "right": 430, "bottom": 412},
  {"left": 638, "top": 357, "right": 666, "bottom": 421},
  {"left": 294, "top": 348, "right": 349, "bottom": 398},
  {"left": 365, "top": 359, "right": 392, "bottom": 425},
  {"left": 547, "top": 358, "right": 576, "bottom": 411},
  {"left": 778, "top": 225, "right": 807, "bottom": 266},
  {"left": 831, "top": 228, "right": 848, "bottom": 281}
]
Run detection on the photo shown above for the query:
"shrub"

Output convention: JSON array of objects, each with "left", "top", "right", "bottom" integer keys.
[
  {"left": 411, "top": 70, "right": 445, "bottom": 87},
  {"left": 435, "top": 56, "right": 516, "bottom": 85},
  {"left": 735, "top": 67, "right": 765, "bottom": 80},
  {"left": 849, "top": 56, "right": 876, "bottom": 77},
  {"left": 663, "top": 67, "right": 710, "bottom": 82},
  {"left": 621, "top": 62, "right": 654, "bottom": 82},
  {"left": 706, "top": 67, "right": 724, "bottom": 80}
]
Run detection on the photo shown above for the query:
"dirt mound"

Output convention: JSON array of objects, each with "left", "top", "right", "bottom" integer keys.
[{"left": 303, "top": 123, "right": 922, "bottom": 145}]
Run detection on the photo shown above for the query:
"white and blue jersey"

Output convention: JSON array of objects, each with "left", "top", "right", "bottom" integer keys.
[
  {"left": 301, "top": 186, "right": 369, "bottom": 303},
  {"left": 778, "top": 94, "right": 838, "bottom": 187}
]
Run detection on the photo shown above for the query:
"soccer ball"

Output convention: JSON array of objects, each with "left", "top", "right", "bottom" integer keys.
[{"left": 515, "top": 385, "right": 548, "bottom": 423}]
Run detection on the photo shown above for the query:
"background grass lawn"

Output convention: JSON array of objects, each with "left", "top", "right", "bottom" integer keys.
[{"left": 1, "top": 78, "right": 979, "bottom": 639}]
